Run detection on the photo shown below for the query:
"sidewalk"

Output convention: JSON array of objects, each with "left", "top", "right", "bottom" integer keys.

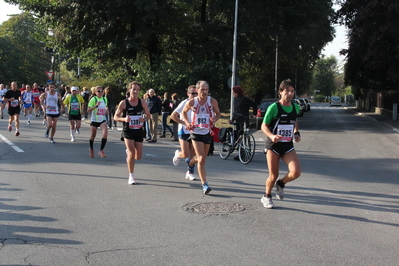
[{"left": 345, "top": 106, "right": 399, "bottom": 133}]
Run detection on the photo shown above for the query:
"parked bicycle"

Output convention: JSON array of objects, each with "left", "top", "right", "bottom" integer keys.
[{"left": 218, "top": 115, "right": 256, "bottom": 164}]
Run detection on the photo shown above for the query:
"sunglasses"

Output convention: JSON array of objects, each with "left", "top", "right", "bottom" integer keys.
[
  {"left": 97, "top": 90, "right": 103, "bottom": 93},
  {"left": 190, "top": 92, "right": 198, "bottom": 95}
]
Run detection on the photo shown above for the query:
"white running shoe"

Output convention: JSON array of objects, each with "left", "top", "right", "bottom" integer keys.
[
  {"left": 128, "top": 176, "right": 136, "bottom": 185},
  {"left": 275, "top": 181, "right": 285, "bottom": 200},
  {"left": 76, "top": 129, "right": 80, "bottom": 134},
  {"left": 71, "top": 136, "right": 75, "bottom": 142},
  {"left": 185, "top": 171, "right": 196, "bottom": 181},
  {"left": 261, "top": 196, "right": 275, "bottom": 209},
  {"left": 172, "top": 150, "right": 180, "bottom": 166}
]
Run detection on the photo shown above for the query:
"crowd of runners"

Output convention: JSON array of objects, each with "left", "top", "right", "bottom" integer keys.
[{"left": 1, "top": 79, "right": 302, "bottom": 208}]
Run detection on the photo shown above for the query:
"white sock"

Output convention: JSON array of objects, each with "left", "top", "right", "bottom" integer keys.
[
  {"left": 130, "top": 173, "right": 135, "bottom": 177},
  {"left": 70, "top": 129, "right": 75, "bottom": 137},
  {"left": 28, "top": 114, "right": 31, "bottom": 120}
]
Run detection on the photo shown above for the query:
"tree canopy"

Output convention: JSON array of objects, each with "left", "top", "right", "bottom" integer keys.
[
  {"left": 6, "top": 0, "right": 334, "bottom": 106},
  {"left": 0, "top": 13, "right": 52, "bottom": 84},
  {"left": 310, "top": 56, "right": 338, "bottom": 97},
  {"left": 336, "top": 0, "right": 399, "bottom": 97}
]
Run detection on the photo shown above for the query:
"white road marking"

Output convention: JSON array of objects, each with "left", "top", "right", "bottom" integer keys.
[{"left": 0, "top": 134, "right": 24, "bottom": 152}]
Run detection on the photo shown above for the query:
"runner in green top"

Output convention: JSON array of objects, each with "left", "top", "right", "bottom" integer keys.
[{"left": 63, "top": 86, "right": 85, "bottom": 142}]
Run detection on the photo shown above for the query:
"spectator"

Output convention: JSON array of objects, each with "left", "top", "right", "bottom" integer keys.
[
  {"left": 145, "top": 88, "right": 162, "bottom": 143},
  {"left": 160, "top": 92, "right": 174, "bottom": 138},
  {"left": 105, "top": 86, "right": 116, "bottom": 129},
  {"left": 170, "top": 93, "right": 180, "bottom": 141}
]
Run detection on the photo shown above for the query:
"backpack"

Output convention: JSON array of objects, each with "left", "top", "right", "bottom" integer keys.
[{"left": 218, "top": 127, "right": 232, "bottom": 143}]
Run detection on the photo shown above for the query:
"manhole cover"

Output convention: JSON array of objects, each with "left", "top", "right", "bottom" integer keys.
[{"left": 183, "top": 202, "right": 246, "bottom": 214}]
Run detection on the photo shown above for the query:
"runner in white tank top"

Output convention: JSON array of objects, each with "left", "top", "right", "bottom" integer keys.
[
  {"left": 40, "top": 83, "right": 64, "bottom": 143},
  {"left": 182, "top": 80, "right": 221, "bottom": 195}
]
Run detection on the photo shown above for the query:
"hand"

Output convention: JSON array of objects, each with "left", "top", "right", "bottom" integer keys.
[
  {"left": 294, "top": 134, "right": 301, "bottom": 143},
  {"left": 271, "top": 135, "right": 282, "bottom": 143}
]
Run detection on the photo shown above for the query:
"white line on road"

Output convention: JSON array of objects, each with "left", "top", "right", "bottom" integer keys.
[{"left": 0, "top": 134, "right": 24, "bottom": 152}]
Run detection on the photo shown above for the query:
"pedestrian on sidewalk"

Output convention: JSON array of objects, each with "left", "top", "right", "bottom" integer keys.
[
  {"left": 160, "top": 92, "right": 174, "bottom": 138},
  {"left": 170, "top": 93, "right": 180, "bottom": 141},
  {"left": 105, "top": 86, "right": 116, "bottom": 129},
  {"left": 145, "top": 88, "right": 162, "bottom": 142}
]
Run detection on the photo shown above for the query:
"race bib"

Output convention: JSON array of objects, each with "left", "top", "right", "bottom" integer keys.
[
  {"left": 48, "top": 105, "right": 57, "bottom": 112},
  {"left": 97, "top": 107, "right": 106, "bottom": 115},
  {"left": 11, "top": 100, "right": 19, "bottom": 107},
  {"left": 195, "top": 113, "right": 210, "bottom": 128},
  {"left": 277, "top": 124, "right": 294, "bottom": 142},
  {"left": 129, "top": 115, "right": 143, "bottom": 129},
  {"left": 71, "top": 102, "right": 79, "bottom": 111}
]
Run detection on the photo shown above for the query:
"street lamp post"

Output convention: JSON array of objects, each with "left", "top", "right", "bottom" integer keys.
[
  {"left": 274, "top": 35, "right": 278, "bottom": 98},
  {"left": 230, "top": 0, "right": 239, "bottom": 120}
]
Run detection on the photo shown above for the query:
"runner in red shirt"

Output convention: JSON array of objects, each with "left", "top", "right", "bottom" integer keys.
[{"left": 32, "top": 83, "right": 41, "bottom": 117}]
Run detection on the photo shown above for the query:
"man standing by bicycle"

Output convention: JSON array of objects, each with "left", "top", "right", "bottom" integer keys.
[
  {"left": 231, "top": 86, "right": 257, "bottom": 160},
  {"left": 261, "top": 79, "right": 301, "bottom": 209},
  {"left": 182, "top": 80, "right": 221, "bottom": 194}
]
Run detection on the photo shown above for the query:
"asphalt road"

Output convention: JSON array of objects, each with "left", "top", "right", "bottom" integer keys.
[{"left": 1, "top": 103, "right": 398, "bottom": 265}]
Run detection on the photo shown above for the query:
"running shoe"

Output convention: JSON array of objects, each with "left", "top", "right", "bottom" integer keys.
[
  {"left": 202, "top": 182, "right": 211, "bottom": 194},
  {"left": 49, "top": 138, "right": 55, "bottom": 144},
  {"left": 42, "top": 120, "right": 47, "bottom": 126},
  {"left": 76, "top": 129, "right": 80, "bottom": 134},
  {"left": 8, "top": 126, "right": 12, "bottom": 132},
  {"left": 89, "top": 150, "right": 94, "bottom": 158},
  {"left": 261, "top": 196, "right": 275, "bottom": 209},
  {"left": 275, "top": 180, "right": 285, "bottom": 200},
  {"left": 172, "top": 150, "right": 180, "bottom": 166},
  {"left": 98, "top": 150, "right": 107, "bottom": 157},
  {"left": 1, "top": 115, "right": 3, "bottom": 119},
  {"left": 71, "top": 136, "right": 75, "bottom": 142},
  {"left": 185, "top": 171, "right": 196, "bottom": 181},
  {"left": 27, "top": 121, "right": 30, "bottom": 125},
  {"left": 128, "top": 176, "right": 136, "bottom": 185},
  {"left": 44, "top": 131, "right": 49, "bottom": 138},
  {"left": 15, "top": 131, "right": 20, "bottom": 136},
  {"left": 186, "top": 158, "right": 195, "bottom": 174}
]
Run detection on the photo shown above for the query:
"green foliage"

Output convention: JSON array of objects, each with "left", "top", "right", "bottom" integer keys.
[
  {"left": 7, "top": 0, "right": 335, "bottom": 107},
  {"left": 314, "top": 95, "right": 326, "bottom": 102},
  {"left": 0, "top": 13, "right": 52, "bottom": 85},
  {"left": 337, "top": 0, "right": 399, "bottom": 94},
  {"left": 310, "top": 56, "right": 338, "bottom": 96}
]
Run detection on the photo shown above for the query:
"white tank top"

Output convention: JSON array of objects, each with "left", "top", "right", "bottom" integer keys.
[
  {"left": 191, "top": 96, "right": 213, "bottom": 135},
  {"left": 46, "top": 92, "right": 59, "bottom": 115}
]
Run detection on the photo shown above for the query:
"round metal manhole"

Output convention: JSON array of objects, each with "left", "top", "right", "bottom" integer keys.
[{"left": 183, "top": 202, "right": 247, "bottom": 214}]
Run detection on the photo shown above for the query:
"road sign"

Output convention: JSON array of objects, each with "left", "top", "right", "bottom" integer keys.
[
  {"left": 227, "top": 77, "right": 240, "bottom": 89},
  {"left": 45, "top": 71, "right": 54, "bottom": 80},
  {"left": 46, "top": 80, "right": 53, "bottom": 84}
]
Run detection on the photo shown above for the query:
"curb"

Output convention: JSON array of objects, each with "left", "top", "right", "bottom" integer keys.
[{"left": 345, "top": 107, "right": 399, "bottom": 134}]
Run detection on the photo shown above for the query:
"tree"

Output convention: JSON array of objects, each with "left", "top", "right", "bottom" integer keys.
[
  {"left": 336, "top": 0, "right": 399, "bottom": 97},
  {"left": 7, "top": 0, "right": 335, "bottom": 107},
  {"left": 310, "top": 56, "right": 338, "bottom": 96},
  {"left": 0, "top": 13, "right": 52, "bottom": 84}
]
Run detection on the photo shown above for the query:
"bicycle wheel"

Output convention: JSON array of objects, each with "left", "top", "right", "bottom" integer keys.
[
  {"left": 218, "top": 131, "right": 233, "bottom": 159},
  {"left": 238, "top": 133, "right": 256, "bottom": 164}
]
